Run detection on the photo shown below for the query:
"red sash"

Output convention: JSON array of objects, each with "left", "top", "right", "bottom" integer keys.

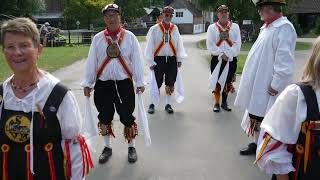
[
  {"left": 154, "top": 23, "right": 177, "bottom": 57},
  {"left": 96, "top": 29, "right": 133, "bottom": 79},
  {"left": 215, "top": 21, "right": 233, "bottom": 47}
]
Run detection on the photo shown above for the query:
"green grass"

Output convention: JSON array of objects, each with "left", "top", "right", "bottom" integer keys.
[
  {"left": 0, "top": 45, "right": 89, "bottom": 82},
  {"left": 137, "top": 36, "right": 146, "bottom": 41},
  {"left": 198, "top": 39, "right": 312, "bottom": 51},
  {"left": 61, "top": 35, "right": 146, "bottom": 43},
  {"left": 236, "top": 54, "right": 247, "bottom": 74},
  {"left": 299, "top": 32, "right": 319, "bottom": 38}
]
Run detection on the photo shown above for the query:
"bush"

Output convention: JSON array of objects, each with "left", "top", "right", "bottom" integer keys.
[
  {"left": 315, "top": 17, "right": 320, "bottom": 35},
  {"left": 289, "top": 15, "right": 303, "bottom": 36}
]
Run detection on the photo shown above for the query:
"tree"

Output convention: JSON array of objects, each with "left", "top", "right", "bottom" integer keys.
[
  {"left": 0, "top": 0, "right": 45, "bottom": 17},
  {"left": 199, "top": 0, "right": 302, "bottom": 26},
  {"left": 62, "top": 0, "right": 112, "bottom": 29},
  {"left": 114, "top": 0, "right": 149, "bottom": 23}
]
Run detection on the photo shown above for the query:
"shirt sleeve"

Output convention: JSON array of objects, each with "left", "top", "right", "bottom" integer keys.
[
  {"left": 57, "top": 91, "right": 82, "bottom": 139},
  {"left": 256, "top": 135, "right": 295, "bottom": 175},
  {"left": 81, "top": 36, "right": 98, "bottom": 88},
  {"left": 144, "top": 26, "right": 157, "bottom": 66},
  {"left": 207, "top": 25, "right": 223, "bottom": 56},
  {"left": 224, "top": 24, "right": 242, "bottom": 59},
  {"left": 131, "top": 34, "right": 145, "bottom": 87},
  {"left": 257, "top": 84, "right": 307, "bottom": 174},
  {"left": 175, "top": 26, "right": 187, "bottom": 62},
  {"left": 270, "top": 24, "right": 297, "bottom": 91}
]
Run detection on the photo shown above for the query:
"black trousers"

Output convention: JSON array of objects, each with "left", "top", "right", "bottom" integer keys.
[
  {"left": 210, "top": 56, "right": 237, "bottom": 84},
  {"left": 94, "top": 79, "right": 135, "bottom": 127},
  {"left": 248, "top": 113, "right": 264, "bottom": 122},
  {"left": 154, "top": 56, "right": 178, "bottom": 88}
]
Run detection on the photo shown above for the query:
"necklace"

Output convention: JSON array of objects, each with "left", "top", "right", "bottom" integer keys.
[{"left": 10, "top": 78, "right": 39, "bottom": 93}]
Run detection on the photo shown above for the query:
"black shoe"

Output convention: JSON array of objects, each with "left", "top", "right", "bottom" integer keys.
[
  {"left": 99, "top": 147, "right": 112, "bottom": 164},
  {"left": 148, "top": 104, "right": 155, "bottom": 114},
  {"left": 213, "top": 104, "right": 220, "bottom": 112},
  {"left": 221, "top": 93, "right": 232, "bottom": 111},
  {"left": 221, "top": 102, "right": 232, "bottom": 111},
  {"left": 239, "top": 143, "right": 257, "bottom": 155},
  {"left": 165, "top": 104, "right": 174, "bottom": 114},
  {"left": 128, "top": 147, "right": 138, "bottom": 163}
]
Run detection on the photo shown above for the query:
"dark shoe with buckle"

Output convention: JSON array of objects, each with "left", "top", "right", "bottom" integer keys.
[
  {"left": 99, "top": 147, "right": 112, "bottom": 164},
  {"left": 221, "top": 101, "right": 232, "bottom": 111},
  {"left": 128, "top": 147, "right": 138, "bottom": 163},
  {"left": 148, "top": 104, "right": 155, "bottom": 114},
  {"left": 239, "top": 143, "right": 257, "bottom": 155},
  {"left": 213, "top": 104, "right": 220, "bottom": 112},
  {"left": 165, "top": 104, "right": 174, "bottom": 114}
]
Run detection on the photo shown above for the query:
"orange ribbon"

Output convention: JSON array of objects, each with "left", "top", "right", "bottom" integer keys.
[
  {"left": 96, "top": 29, "right": 131, "bottom": 79},
  {"left": 25, "top": 144, "right": 33, "bottom": 180},
  {"left": 77, "top": 136, "right": 94, "bottom": 177},
  {"left": 1, "top": 144, "right": 10, "bottom": 180},
  {"left": 45, "top": 143, "right": 56, "bottom": 180},
  {"left": 64, "top": 140, "right": 72, "bottom": 180},
  {"left": 154, "top": 23, "right": 176, "bottom": 57},
  {"left": 215, "top": 22, "right": 233, "bottom": 47}
]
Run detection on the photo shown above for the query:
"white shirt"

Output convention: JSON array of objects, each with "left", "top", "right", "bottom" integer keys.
[
  {"left": 144, "top": 23, "right": 187, "bottom": 66},
  {"left": 234, "top": 17, "right": 297, "bottom": 117},
  {"left": 1, "top": 72, "right": 81, "bottom": 139},
  {"left": 1, "top": 72, "right": 85, "bottom": 179},
  {"left": 81, "top": 29, "right": 145, "bottom": 88},
  {"left": 206, "top": 21, "right": 241, "bottom": 59},
  {"left": 256, "top": 84, "right": 320, "bottom": 175}
]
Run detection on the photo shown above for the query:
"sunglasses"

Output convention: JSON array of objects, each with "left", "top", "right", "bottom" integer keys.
[{"left": 165, "top": 14, "right": 173, "bottom": 18}]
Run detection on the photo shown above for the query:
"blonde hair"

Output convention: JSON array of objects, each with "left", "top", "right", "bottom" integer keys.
[
  {"left": 1, "top": 17, "right": 40, "bottom": 47},
  {"left": 301, "top": 36, "right": 320, "bottom": 89}
]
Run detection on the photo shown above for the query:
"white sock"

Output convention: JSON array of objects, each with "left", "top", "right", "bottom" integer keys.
[
  {"left": 165, "top": 95, "right": 172, "bottom": 105},
  {"left": 103, "top": 135, "right": 112, "bottom": 148},
  {"left": 128, "top": 139, "right": 136, "bottom": 147}
]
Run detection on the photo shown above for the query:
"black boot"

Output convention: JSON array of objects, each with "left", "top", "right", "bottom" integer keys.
[
  {"left": 98, "top": 146, "right": 112, "bottom": 164},
  {"left": 148, "top": 104, "right": 155, "bottom": 114},
  {"left": 165, "top": 104, "right": 174, "bottom": 114},
  {"left": 221, "top": 92, "right": 232, "bottom": 111},
  {"left": 239, "top": 143, "right": 257, "bottom": 155},
  {"left": 213, "top": 103, "right": 220, "bottom": 112},
  {"left": 128, "top": 147, "right": 138, "bottom": 163}
]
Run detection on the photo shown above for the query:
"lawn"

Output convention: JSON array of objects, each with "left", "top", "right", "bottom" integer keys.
[
  {"left": 137, "top": 36, "right": 146, "bottom": 41},
  {"left": 197, "top": 39, "right": 312, "bottom": 51},
  {"left": 0, "top": 45, "right": 90, "bottom": 82}
]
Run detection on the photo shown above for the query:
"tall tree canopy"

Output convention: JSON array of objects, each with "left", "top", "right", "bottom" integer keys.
[
  {"left": 199, "top": 0, "right": 302, "bottom": 26},
  {"left": 114, "top": 0, "right": 149, "bottom": 23},
  {"left": 62, "top": 0, "right": 112, "bottom": 29},
  {"left": 0, "top": 0, "right": 45, "bottom": 17}
]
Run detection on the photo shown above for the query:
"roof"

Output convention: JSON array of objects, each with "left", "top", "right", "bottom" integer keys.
[
  {"left": 32, "top": 12, "right": 63, "bottom": 20},
  {"left": 170, "top": 0, "right": 202, "bottom": 17},
  {"left": 144, "top": 8, "right": 153, "bottom": 15},
  {"left": 288, "top": 0, "right": 320, "bottom": 14}
]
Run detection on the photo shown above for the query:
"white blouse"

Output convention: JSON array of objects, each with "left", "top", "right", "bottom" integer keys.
[
  {"left": 1, "top": 72, "right": 82, "bottom": 140},
  {"left": 256, "top": 84, "right": 320, "bottom": 174}
]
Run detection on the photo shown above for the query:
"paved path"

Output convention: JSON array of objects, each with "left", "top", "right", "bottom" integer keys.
[{"left": 52, "top": 33, "right": 314, "bottom": 180}]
